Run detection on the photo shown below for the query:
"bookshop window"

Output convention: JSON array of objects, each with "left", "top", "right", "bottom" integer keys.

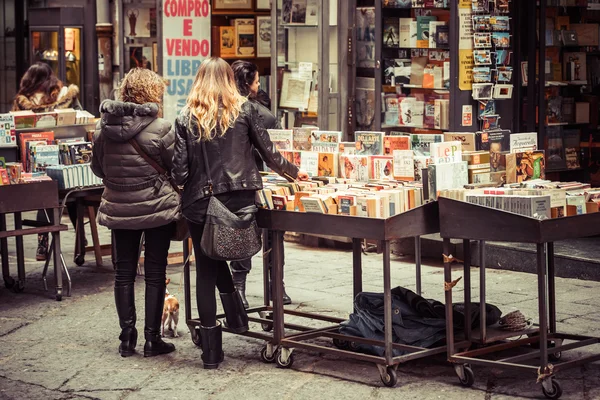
[{"left": 123, "top": 1, "right": 158, "bottom": 73}]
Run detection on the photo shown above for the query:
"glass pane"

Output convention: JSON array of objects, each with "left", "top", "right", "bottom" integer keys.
[
  {"left": 32, "top": 30, "right": 60, "bottom": 77},
  {"left": 64, "top": 28, "right": 81, "bottom": 88}
]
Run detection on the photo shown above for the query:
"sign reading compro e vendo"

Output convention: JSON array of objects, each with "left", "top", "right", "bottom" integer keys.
[{"left": 162, "top": 0, "right": 211, "bottom": 122}]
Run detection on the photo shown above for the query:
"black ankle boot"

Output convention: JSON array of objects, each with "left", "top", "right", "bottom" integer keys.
[
  {"left": 143, "top": 284, "right": 175, "bottom": 357},
  {"left": 144, "top": 334, "right": 176, "bottom": 357},
  {"left": 232, "top": 272, "right": 249, "bottom": 309},
  {"left": 269, "top": 281, "right": 292, "bottom": 305},
  {"left": 220, "top": 291, "right": 249, "bottom": 334},
  {"left": 200, "top": 322, "right": 224, "bottom": 369},
  {"left": 115, "top": 285, "right": 137, "bottom": 357}
]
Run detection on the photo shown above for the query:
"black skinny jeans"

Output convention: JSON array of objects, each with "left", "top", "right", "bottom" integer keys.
[
  {"left": 187, "top": 221, "right": 235, "bottom": 327},
  {"left": 113, "top": 223, "right": 173, "bottom": 288}
]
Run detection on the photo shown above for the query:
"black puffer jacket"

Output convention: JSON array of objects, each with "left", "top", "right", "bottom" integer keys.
[
  {"left": 172, "top": 100, "right": 298, "bottom": 213},
  {"left": 91, "top": 100, "right": 180, "bottom": 230}
]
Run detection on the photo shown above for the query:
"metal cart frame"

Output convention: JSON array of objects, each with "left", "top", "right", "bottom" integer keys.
[
  {"left": 439, "top": 197, "right": 600, "bottom": 399},
  {"left": 184, "top": 202, "right": 445, "bottom": 387}
]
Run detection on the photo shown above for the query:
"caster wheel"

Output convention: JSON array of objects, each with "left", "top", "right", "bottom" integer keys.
[
  {"left": 260, "top": 345, "right": 277, "bottom": 363},
  {"left": 458, "top": 366, "right": 475, "bottom": 387},
  {"left": 348, "top": 341, "right": 360, "bottom": 352},
  {"left": 276, "top": 349, "right": 294, "bottom": 368},
  {"left": 56, "top": 289, "right": 63, "bottom": 301},
  {"left": 190, "top": 326, "right": 202, "bottom": 347},
  {"left": 4, "top": 277, "right": 15, "bottom": 289},
  {"left": 12, "top": 281, "right": 25, "bottom": 293},
  {"left": 380, "top": 367, "right": 398, "bottom": 387},
  {"left": 542, "top": 379, "right": 563, "bottom": 399},
  {"left": 549, "top": 352, "right": 562, "bottom": 362},
  {"left": 261, "top": 323, "right": 273, "bottom": 332},
  {"left": 75, "top": 255, "right": 85, "bottom": 266},
  {"left": 333, "top": 338, "right": 350, "bottom": 350}
]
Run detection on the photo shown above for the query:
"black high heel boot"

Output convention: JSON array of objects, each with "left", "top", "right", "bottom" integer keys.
[
  {"left": 232, "top": 271, "right": 249, "bottom": 309},
  {"left": 220, "top": 291, "right": 249, "bottom": 333},
  {"left": 200, "top": 322, "right": 224, "bottom": 369},
  {"left": 115, "top": 285, "right": 137, "bottom": 357},
  {"left": 143, "top": 285, "right": 175, "bottom": 357}
]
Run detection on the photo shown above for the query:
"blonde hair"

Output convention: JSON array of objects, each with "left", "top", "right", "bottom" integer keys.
[
  {"left": 186, "top": 57, "right": 246, "bottom": 141},
  {"left": 119, "top": 68, "right": 166, "bottom": 106}
]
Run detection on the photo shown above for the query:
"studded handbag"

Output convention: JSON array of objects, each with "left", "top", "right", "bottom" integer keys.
[{"left": 198, "top": 139, "right": 262, "bottom": 261}]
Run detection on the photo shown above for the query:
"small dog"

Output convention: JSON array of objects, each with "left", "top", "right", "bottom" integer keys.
[{"left": 161, "top": 278, "right": 180, "bottom": 338}]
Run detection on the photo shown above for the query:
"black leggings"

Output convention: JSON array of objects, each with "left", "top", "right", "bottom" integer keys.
[{"left": 188, "top": 221, "right": 235, "bottom": 327}]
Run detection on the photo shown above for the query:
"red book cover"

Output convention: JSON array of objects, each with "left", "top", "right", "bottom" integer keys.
[{"left": 19, "top": 131, "right": 55, "bottom": 169}]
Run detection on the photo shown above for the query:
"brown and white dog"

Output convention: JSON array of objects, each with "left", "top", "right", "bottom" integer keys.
[{"left": 161, "top": 278, "right": 180, "bottom": 338}]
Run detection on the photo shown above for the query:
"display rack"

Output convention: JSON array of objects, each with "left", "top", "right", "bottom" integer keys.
[
  {"left": 184, "top": 202, "right": 444, "bottom": 387},
  {"left": 0, "top": 181, "right": 67, "bottom": 300},
  {"left": 269, "top": 0, "right": 342, "bottom": 131},
  {"left": 350, "top": 0, "right": 507, "bottom": 136},
  {"left": 439, "top": 197, "right": 600, "bottom": 399}
]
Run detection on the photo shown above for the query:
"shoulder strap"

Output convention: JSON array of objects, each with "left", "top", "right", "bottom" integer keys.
[
  {"left": 200, "top": 138, "right": 214, "bottom": 196},
  {"left": 128, "top": 138, "right": 167, "bottom": 176}
]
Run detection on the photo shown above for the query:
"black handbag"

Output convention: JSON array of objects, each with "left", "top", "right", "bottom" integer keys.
[
  {"left": 128, "top": 139, "right": 189, "bottom": 241},
  {"left": 198, "top": 139, "right": 262, "bottom": 261}
]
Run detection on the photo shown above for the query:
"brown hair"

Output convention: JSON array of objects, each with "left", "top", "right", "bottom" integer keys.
[
  {"left": 185, "top": 57, "right": 246, "bottom": 141},
  {"left": 118, "top": 68, "right": 166, "bottom": 106},
  {"left": 17, "top": 62, "right": 62, "bottom": 103}
]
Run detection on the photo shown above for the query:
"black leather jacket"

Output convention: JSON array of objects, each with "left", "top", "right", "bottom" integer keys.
[
  {"left": 172, "top": 101, "right": 298, "bottom": 212},
  {"left": 253, "top": 101, "right": 280, "bottom": 171}
]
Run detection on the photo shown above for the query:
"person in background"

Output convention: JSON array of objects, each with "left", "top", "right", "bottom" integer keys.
[
  {"left": 91, "top": 68, "right": 180, "bottom": 358},
  {"left": 12, "top": 62, "right": 82, "bottom": 261},
  {"left": 231, "top": 60, "right": 293, "bottom": 308},
  {"left": 172, "top": 57, "right": 308, "bottom": 369}
]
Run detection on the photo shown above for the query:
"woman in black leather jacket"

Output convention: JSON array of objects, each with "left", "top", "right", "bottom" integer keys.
[
  {"left": 230, "top": 60, "right": 293, "bottom": 309},
  {"left": 172, "top": 57, "right": 308, "bottom": 369}
]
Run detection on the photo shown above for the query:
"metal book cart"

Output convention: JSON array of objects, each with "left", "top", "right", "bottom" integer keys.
[
  {"left": 439, "top": 197, "right": 600, "bottom": 400},
  {"left": 0, "top": 181, "right": 68, "bottom": 300},
  {"left": 185, "top": 201, "right": 441, "bottom": 386}
]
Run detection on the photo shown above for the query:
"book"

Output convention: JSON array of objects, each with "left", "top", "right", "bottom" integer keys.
[
  {"left": 383, "top": 136, "right": 410, "bottom": 155},
  {"left": 299, "top": 151, "right": 319, "bottom": 177},
  {"left": 317, "top": 152, "right": 338, "bottom": 177},
  {"left": 30, "top": 144, "right": 60, "bottom": 171},
  {"left": 563, "top": 52, "right": 587, "bottom": 82},
  {"left": 414, "top": 155, "right": 432, "bottom": 182},
  {"left": 416, "top": 16, "right": 437, "bottom": 48},
  {"left": 444, "top": 133, "right": 476, "bottom": 151},
  {"left": 383, "top": 17, "right": 400, "bottom": 48},
  {"left": 505, "top": 151, "right": 546, "bottom": 184},
  {"left": 311, "top": 130, "right": 341, "bottom": 153},
  {"left": 546, "top": 127, "right": 566, "bottom": 170},
  {"left": 19, "top": 131, "right": 55, "bottom": 170},
  {"left": 340, "top": 142, "right": 357, "bottom": 155},
  {"left": 292, "top": 127, "right": 314, "bottom": 150},
  {"left": 10, "top": 110, "right": 36, "bottom": 129},
  {"left": 355, "top": 131, "right": 385, "bottom": 155},
  {"left": 0, "top": 113, "right": 16, "bottom": 147},
  {"left": 267, "top": 129, "right": 294, "bottom": 151},
  {"left": 428, "top": 161, "right": 468, "bottom": 200},
  {"left": 392, "top": 150, "right": 414, "bottom": 180},
  {"left": 410, "top": 133, "right": 443, "bottom": 156},
  {"left": 339, "top": 155, "right": 369, "bottom": 182},
  {"left": 430, "top": 141, "right": 462, "bottom": 164},
  {"left": 219, "top": 26, "right": 236, "bottom": 58},
  {"left": 434, "top": 99, "right": 449, "bottom": 130},
  {"left": 510, "top": 132, "right": 538, "bottom": 153},
  {"left": 370, "top": 156, "right": 394, "bottom": 181},
  {"left": 429, "top": 21, "right": 446, "bottom": 48},
  {"left": 399, "top": 18, "right": 413, "bottom": 47}
]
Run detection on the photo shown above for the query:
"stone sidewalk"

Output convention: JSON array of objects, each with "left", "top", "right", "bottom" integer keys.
[{"left": 1, "top": 215, "right": 599, "bottom": 399}]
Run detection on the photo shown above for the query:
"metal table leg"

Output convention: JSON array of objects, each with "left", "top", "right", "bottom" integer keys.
[
  {"left": 547, "top": 242, "right": 557, "bottom": 334},
  {"left": 271, "top": 230, "right": 285, "bottom": 345},
  {"left": 382, "top": 240, "right": 393, "bottom": 366},
  {"left": 479, "top": 240, "right": 487, "bottom": 344},
  {"left": 352, "top": 238, "right": 362, "bottom": 304},
  {"left": 14, "top": 212, "right": 25, "bottom": 291},
  {"left": 263, "top": 229, "right": 270, "bottom": 306},
  {"left": 537, "top": 243, "right": 549, "bottom": 373},
  {"left": 443, "top": 238, "right": 455, "bottom": 358},
  {"left": 74, "top": 200, "right": 86, "bottom": 266},
  {"left": 463, "top": 240, "right": 472, "bottom": 341},
  {"left": 415, "top": 236, "right": 422, "bottom": 296},
  {"left": 52, "top": 209, "right": 63, "bottom": 301},
  {"left": 0, "top": 213, "right": 13, "bottom": 288}
]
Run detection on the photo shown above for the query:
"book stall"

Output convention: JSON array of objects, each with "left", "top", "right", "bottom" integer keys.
[{"left": 0, "top": 108, "right": 105, "bottom": 299}]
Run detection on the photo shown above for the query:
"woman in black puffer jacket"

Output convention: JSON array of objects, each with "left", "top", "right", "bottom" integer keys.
[{"left": 91, "top": 68, "right": 179, "bottom": 358}]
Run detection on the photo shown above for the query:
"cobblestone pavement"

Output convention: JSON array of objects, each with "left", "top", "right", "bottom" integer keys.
[{"left": 1, "top": 212, "right": 599, "bottom": 399}]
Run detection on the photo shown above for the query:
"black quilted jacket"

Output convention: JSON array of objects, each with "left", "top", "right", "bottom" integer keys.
[
  {"left": 91, "top": 100, "right": 180, "bottom": 230},
  {"left": 172, "top": 100, "right": 298, "bottom": 214}
]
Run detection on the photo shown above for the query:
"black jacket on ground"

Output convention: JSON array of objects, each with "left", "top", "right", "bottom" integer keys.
[{"left": 172, "top": 100, "right": 298, "bottom": 214}]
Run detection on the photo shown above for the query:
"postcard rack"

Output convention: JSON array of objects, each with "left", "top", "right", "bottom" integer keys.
[
  {"left": 439, "top": 197, "right": 600, "bottom": 400},
  {"left": 188, "top": 201, "right": 443, "bottom": 387}
]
